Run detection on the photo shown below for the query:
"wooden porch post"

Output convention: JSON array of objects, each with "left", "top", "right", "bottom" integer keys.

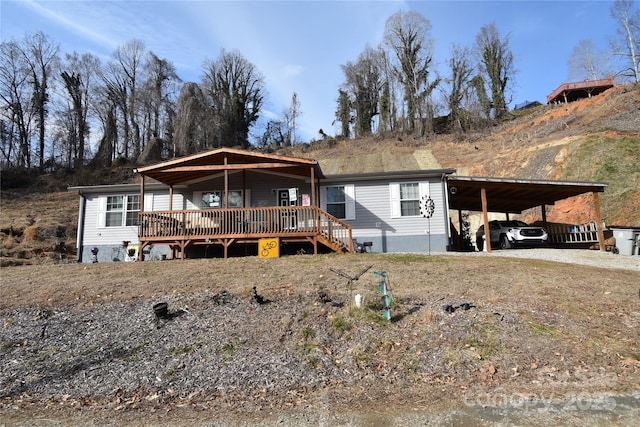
[
  {"left": 139, "top": 174, "right": 146, "bottom": 261},
  {"left": 593, "top": 192, "right": 606, "bottom": 251},
  {"left": 140, "top": 174, "right": 145, "bottom": 211},
  {"left": 310, "top": 166, "right": 316, "bottom": 206},
  {"left": 457, "top": 210, "right": 463, "bottom": 250},
  {"left": 224, "top": 155, "right": 229, "bottom": 207},
  {"left": 481, "top": 187, "right": 491, "bottom": 252},
  {"left": 169, "top": 186, "right": 173, "bottom": 211}
]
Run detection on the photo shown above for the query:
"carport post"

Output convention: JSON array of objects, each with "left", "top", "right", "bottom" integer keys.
[
  {"left": 593, "top": 192, "right": 606, "bottom": 251},
  {"left": 481, "top": 187, "right": 491, "bottom": 253}
]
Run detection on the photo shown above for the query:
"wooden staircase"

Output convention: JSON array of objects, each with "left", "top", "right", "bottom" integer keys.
[{"left": 316, "top": 209, "right": 353, "bottom": 253}]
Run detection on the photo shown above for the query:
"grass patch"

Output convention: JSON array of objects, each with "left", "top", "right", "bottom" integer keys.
[
  {"left": 382, "top": 254, "right": 449, "bottom": 264},
  {"left": 221, "top": 342, "right": 236, "bottom": 356},
  {"left": 171, "top": 344, "right": 199, "bottom": 355},
  {"left": 298, "top": 326, "right": 317, "bottom": 353},
  {"left": 330, "top": 316, "right": 353, "bottom": 333},
  {"left": 526, "top": 321, "right": 561, "bottom": 336}
]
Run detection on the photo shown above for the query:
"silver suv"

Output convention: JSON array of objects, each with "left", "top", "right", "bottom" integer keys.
[{"left": 476, "top": 220, "right": 548, "bottom": 250}]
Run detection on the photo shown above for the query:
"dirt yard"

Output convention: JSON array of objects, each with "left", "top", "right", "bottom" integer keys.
[{"left": 1, "top": 252, "right": 638, "bottom": 425}]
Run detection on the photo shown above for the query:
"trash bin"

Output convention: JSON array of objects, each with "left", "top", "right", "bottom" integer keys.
[{"left": 611, "top": 227, "right": 640, "bottom": 256}]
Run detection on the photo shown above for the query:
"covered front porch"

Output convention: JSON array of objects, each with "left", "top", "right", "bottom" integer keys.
[
  {"left": 139, "top": 205, "right": 352, "bottom": 258},
  {"left": 135, "top": 148, "right": 354, "bottom": 259}
]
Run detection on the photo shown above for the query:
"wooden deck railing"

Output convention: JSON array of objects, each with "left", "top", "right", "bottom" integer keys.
[
  {"left": 546, "top": 77, "right": 614, "bottom": 103},
  {"left": 546, "top": 220, "right": 602, "bottom": 245},
  {"left": 138, "top": 206, "right": 353, "bottom": 252}
]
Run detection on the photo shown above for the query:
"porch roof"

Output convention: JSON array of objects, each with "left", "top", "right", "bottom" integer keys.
[{"left": 135, "top": 147, "right": 323, "bottom": 186}]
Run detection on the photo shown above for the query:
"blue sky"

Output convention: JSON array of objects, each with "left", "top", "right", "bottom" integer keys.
[{"left": 1, "top": 0, "right": 619, "bottom": 142}]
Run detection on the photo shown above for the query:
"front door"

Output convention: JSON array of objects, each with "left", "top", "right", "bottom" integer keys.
[{"left": 278, "top": 189, "right": 297, "bottom": 229}]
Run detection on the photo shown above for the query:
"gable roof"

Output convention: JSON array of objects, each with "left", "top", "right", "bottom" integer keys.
[{"left": 136, "top": 147, "right": 322, "bottom": 186}]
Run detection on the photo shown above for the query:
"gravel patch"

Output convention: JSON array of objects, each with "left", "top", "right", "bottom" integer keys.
[{"left": 434, "top": 248, "right": 640, "bottom": 271}]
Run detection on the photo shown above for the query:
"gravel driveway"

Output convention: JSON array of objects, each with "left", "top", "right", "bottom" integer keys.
[{"left": 438, "top": 248, "right": 639, "bottom": 271}]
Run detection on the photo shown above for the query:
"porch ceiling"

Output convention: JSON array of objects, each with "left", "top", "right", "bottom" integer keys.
[
  {"left": 136, "top": 148, "right": 323, "bottom": 186},
  {"left": 447, "top": 176, "right": 607, "bottom": 213}
]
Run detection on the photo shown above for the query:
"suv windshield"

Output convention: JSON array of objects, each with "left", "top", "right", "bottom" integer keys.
[{"left": 499, "top": 221, "right": 529, "bottom": 227}]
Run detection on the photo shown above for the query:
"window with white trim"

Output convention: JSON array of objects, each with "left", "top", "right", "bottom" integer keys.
[
  {"left": 102, "top": 195, "right": 140, "bottom": 227},
  {"left": 326, "top": 186, "right": 346, "bottom": 218},
  {"left": 400, "top": 183, "right": 420, "bottom": 216},
  {"left": 321, "top": 185, "right": 355, "bottom": 220},
  {"left": 390, "top": 182, "right": 429, "bottom": 218}
]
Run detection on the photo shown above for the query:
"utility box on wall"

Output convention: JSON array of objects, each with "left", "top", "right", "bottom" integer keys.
[{"left": 258, "top": 238, "right": 279, "bottom": 258}]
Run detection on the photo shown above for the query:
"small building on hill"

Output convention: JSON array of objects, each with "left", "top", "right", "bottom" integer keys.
[
  {"left": 546, "top": 77, "right": 614, "bottom": 104},
  {"left": 514, "top": 100, "right": 542, "bottom": 110}
]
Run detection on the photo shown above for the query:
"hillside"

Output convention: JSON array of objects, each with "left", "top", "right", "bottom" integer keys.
[
  {"left": 286, "top": 83, "right": 640, "bottom": 227},
  {"left": 1, "top": 83, "right": 639, "bottom": 265}
]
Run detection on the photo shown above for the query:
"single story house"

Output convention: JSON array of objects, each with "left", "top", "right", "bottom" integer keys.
[{"left": 70, "top": 148, "right": 456, "bottom": 262}]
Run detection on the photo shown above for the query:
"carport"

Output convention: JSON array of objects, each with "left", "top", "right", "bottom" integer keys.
[{"left": 446, "top": 176, "right": 608, "bottom": 252}]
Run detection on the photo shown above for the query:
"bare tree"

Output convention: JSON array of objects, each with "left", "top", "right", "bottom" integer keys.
[
  {"left": 22, "top": 32, "right": 60, "bottom": 171},
  {"left": 568, "top": 39, "right": 615, "bottom": 81},
  {"left": 99, "top": 39, "right": 146, "bottom": 160},
  {"left": 610, "top": 0, "right": 640, "bottom": 82},
  {"left": 341, "top": 46, "right": 384, "bottom": 137},
  {"left": 260, "top": 119, "right": 288, "bottom": 149},
  {"left": 202, "top": 49, "right": 265, "bottom": 148},
  {"left": 288, "top": 92, "right": 301, "bottom": 145},
  {"left": 335, "top": 89, "right": 351, "bottom": 138},
  {"left": 446, "top": 44, "right": 475, "bottom": 131},
  {"left": 475, "top": 23, "right": 515, "bottom": 120},
  {"left": 0, "top": 39, "right": 33, "bottom": 167},
  {"left": 142, "top": 51, "right": 180, "bottom": 143},
  {"left": 173, "top": 82, "right": 208, "bottom": 156},
  {"left": 383, "top": 10, "right": 436, "bottom": 133},
  {"left": 59, "top": 52, "right": 100, "bottom": 168}
]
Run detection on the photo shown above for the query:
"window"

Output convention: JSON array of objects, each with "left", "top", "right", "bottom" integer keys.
[
  {"left": 321, "top": 185, "right": 355, "bottom": 220},
  {"left": 201, "top": 191, "right": 222, "bottom": 208},
  {"left": 227, "top": 190, "right": 243, "bottom": 208},
  {"left": 125, "top": 195, "right": 140, "bottom": 226},
  {"left": 400, "top": 183, "right": 420, "bottom": 216},
  {"left": 102, "top": 195, "right": 140, "bottom": 227},
  {"left": 326, "top": 186, "right": 346, "bottom": 219},
  {"left": 390, "top": 182, "right": 429, "bottom": 218},
  {"left": 195, "top": 190, "right": 245, "bottom": 209}
]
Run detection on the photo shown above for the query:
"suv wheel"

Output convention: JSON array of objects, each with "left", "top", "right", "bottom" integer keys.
[{"left": 500, "top": 235, "right": 511, "bottom": 250}]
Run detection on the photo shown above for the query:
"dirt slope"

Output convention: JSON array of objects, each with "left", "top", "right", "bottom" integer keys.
[{"left": 288, "top": 83, "right": 640, "bottom": 227}]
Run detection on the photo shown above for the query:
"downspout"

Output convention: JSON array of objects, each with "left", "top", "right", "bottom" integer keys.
[
  {"left": 76, "top": 194, "right": 86, "bottom": 263},
  {"left": 442, "top": 173, "right": 452, "bottom": 251}
]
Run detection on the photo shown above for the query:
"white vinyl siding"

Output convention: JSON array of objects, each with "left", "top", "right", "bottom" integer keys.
[{"left": 83, "top": 190, "right": 179, "bottom": 247}]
